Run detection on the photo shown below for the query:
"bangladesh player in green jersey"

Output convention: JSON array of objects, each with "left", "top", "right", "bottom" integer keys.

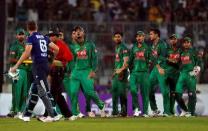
[
  {"left": 129, "top": 31, "right": 150, "bottom": 117},
  {"left": 63, "top": 29, "right": 95, "bottom": 118},
  {"left": 148, "top": 28, "right": 171, "bottom": 116},
  {"left": 69, "top": 26, "right": 106, "bottom": 120},
  {"left": 175, "top": 37, "right": 201, "bottom": 117},
  {"left": 166, "top": 34, "right": 181, "bottom": 115},
  {"left": 111, "top": 32, "right": 129, "bottom": 117},
  {"left": 8, "top": 28, "right": 31, "bottom": 117}
]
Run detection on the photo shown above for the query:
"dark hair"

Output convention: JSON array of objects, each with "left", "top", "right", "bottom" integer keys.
[
  {"left": 149, "top": 28, "right": 160, "bottom": 37},
  {"left": 73, "top": 26, "right": 85, "bottom": 32},
  {"left": 71, "top": 28, "right": 76, "bottom": 33},
  {"left": 27, "top": 21, "right": 37, "bottom": 31},
  {"left": 113, "top": 31, "right": 123, "bottom": 37}
]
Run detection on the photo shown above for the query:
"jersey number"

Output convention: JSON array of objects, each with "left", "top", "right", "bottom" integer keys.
[{"left": 39, "top": 40, "right": 47, "bottom": 52}]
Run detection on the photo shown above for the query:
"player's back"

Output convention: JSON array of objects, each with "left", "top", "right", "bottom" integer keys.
[{"left": 27, "top": 32, "right": 50, "bottom": 64}]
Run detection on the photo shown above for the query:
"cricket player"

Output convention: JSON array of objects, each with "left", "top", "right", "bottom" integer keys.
[
  {"left": 166, "top": 34, "right": 181, "bottom": 115},
  {"left": 111, "top": 32, "right": 129, "bottom": 117},
  {"left": 8, "top": 28, "right": 31, "bottom": 117},
  {"left": 129, "top": 31, "right": 150, "bottom": 117},
  {"left": 63, "top": 29, "right": 94, "bottom": 118},
  {"left": 148, "top": 28, "right": 171, "bottom": 116},
  {"left": 175, "top": 37, "right": 201, "bottom": 117},
  {"left": 69, "top": 26, "right": 105, "bottom": 120},
  {"left": 10, "top": 21, "right": 60, "bottom": 122}
]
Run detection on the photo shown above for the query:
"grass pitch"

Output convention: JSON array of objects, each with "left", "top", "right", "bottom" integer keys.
[{"left": 0, "top": 117, "right": 208, "bottom": 131}]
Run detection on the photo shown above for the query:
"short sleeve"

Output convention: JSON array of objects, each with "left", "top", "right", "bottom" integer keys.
[
  {"left": 44, "top": 36, "right": 50, "bottom": 46},
  {"left": 27, "top": 36, "right": 33, "bottom": 45}
]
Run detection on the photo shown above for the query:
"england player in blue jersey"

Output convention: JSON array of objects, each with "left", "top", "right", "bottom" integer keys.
[{"left": 10, "top": 21, "right": 60, "bottom": 122}]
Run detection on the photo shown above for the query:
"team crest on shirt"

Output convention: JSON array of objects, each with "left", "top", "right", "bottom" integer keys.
[
  {"left": 181, "top": 55, "right": 191, "bottom": 64},
  {"left": 77, "top": 49, "right": 88, "bottom": 59},
  {"left": 169, "top": 53, "right": 180, "bottom": 62}
]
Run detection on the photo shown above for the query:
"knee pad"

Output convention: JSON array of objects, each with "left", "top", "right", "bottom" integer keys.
[
  {"left": 47, "top": 92, "right": 55, "bottom": 101},
  {"left": 37, "top": 84, "right": 47, "bottom": 98}
]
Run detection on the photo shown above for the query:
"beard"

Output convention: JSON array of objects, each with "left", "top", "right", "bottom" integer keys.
[
  {"left": 115, "top": 40, "right": 121, "bottom": 44},
  {"left": 18, "top": 37, "right": 24, "bottom": 43}
]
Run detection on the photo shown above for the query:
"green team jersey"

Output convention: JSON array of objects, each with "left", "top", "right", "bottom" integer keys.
[
  {"left": 180, "top": 48, "right": 199, "bottom": 73},
  {"left": 150, "top": 39, "right": 168, "bottom": 68},
  {"left": 71, "top": 41, "right": 98, "bottom": 71},
  {"left": 129, "top": 42, "right": 150, "bottom": 72},
  {"left": 65, "top": 42, "right": 75, "bottom": 73},
  {"left": 166, "top": 46, "right": 181, "bottom": 75},
  {"left": 9, "top": 40, "right": 31, "bottom": 70},
  {"left": 114, "top": 43, "right": 129, "bottom": 69}
]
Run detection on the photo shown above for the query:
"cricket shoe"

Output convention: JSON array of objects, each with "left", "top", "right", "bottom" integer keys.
[
  {"left": 69, "top": 115, "right": 78, "bottom": 121},
  {"left": 18, "top": 114, "right": 30, "bottom": 122},
  {"left": 180, "top": 111, "right": 191, "bottom": 117},
  {"left": 78, "top": 113, "right": 85, "bottom": 118},
  {"left": 14, "top": 112, "right": 23, "bottom": 119},
  {"left": 133, "top": 108, "right": 142, "bottom": 117},
  {"left": 162, "top": 113, "right": 172, "bottom": 117},
  {"left": 100, "top": 105, "right": 106, "bottom": 117},
  {"left": 110, "top": 114, "right": 119, "bottom": 118},
  {"left": 152, "top": 109, "right": 161, "bottom": 117},
  {"left": 38, "top": 116, "right": 54, "bottom": 122},
  {"left": 88, "top": 112, "right": 95, "bottom": 118},
  {"left": 54, "top": 114, "right": 63, "bottom": 121},
  {"left": 142, "top": 114, "right": 150, "bottom": 118},
  {"left": 174, "top": 113, "right": 178, "bottom": 117}
]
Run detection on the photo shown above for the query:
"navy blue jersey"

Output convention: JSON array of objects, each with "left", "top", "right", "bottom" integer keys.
[{"left": 27, "top": 32, "right": 50, "bottom": 63}]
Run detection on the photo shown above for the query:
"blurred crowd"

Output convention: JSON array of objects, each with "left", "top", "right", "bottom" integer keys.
[
  {"left": 5, "top": 0, "right": 208, "bottom": 85},
  {"left": 7, "top": 0, "right": 208, "bottom": 23}
]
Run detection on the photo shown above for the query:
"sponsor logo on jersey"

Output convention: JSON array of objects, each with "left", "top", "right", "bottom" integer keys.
[
  {"left": 169, "top": 53, "right": 180, "bottom": 62},
  {"left": 135, "top": 51, "right": 145, "bottom": 60},
  {"left": 181, "top": 55, "right": 191, "bottom": 64},
  {"left": 77, "top": 49, "right": 88, "bottom": 59}
]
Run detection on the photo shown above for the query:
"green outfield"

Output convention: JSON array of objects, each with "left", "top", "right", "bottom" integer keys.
[{"left": 0, "top": 117, "right": 208, "bottom": 131}]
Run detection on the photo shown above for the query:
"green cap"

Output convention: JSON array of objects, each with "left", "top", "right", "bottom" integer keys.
[
  {"left": 16, "top": 28, "right": 25, "bottom": 35},
  {"left": 136, "top": 31, "right": 145, "bottom": 36},
  {"left": 169, "top": 34, "right": 178, "bottom": 39},
  {"left": 183, "top": 37, "right": 192, "bottom": 42}
]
